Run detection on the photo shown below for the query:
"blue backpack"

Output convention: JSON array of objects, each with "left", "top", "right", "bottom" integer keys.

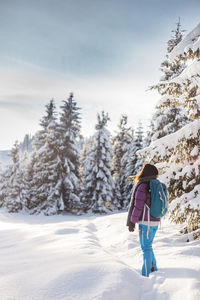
[{"left": 149, "top": 179, "right": 168, "bottom": 218}]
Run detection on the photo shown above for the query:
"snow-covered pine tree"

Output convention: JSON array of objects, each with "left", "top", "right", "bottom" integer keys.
[
  {"left": 121, "top": 121, "right": 144, "bottom": 209},
  {"left": 138, "top": 22, "right": 200, "bottom": 239},
  {"left": 151, "top": 19, "right": 189, "bottom": 141},
  {"left": 167, "top": 17, "right": 184, "bottom": 52},
  {"left": 0, "top": 168, "right": 4, "bottom": 207},
  {"left": 166, "top": 23, "right": 200, "bottom": 119},
  {"left": 79, "top": 137, "right": 93, "bottom": 212},
  {"left": 151, "top": 96, "right": 189, "bottom": 141},
  {"left": 23, "top": 151, "right": 38, "bottom": 212},
  {"left": 29, "top": 120, "right": 65, "bottom": 215},
  {"left": 0, "top": 141, "right": 24, "bottom": 212},
  {"left": 58, "top": 93, "right": 81, "bottom": 213},
  {"left": 111, "top": 115, "right": 133, "bottom": 209},
  {"left": 0, "top": 169, "right": 10, "bottom": 209},
  {"left": 20, "top": 134, "right": 34, "bottom": 156},
  {"left": 161, "top": 18, "right": 186, "bottom": 81},
  {"left": 0, "top": 161, "right": 9, "bottom": 208},
  {"left": 19, "top": 151, "right": 31, "bottom": 211},
  {"left": 143, "top": 121, "right": 154, "bottom": 148},
  {"left": 25, "top": 99, "right": 65, "bottom": 215},
  {"left": 82, "top": 111, "right": 114, "bottom": 213},
  {"left": 34, "top": 99, "right": 56, "bottom": 150}
]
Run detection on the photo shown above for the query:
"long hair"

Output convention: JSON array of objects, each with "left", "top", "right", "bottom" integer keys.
[{"left": 134, "top": 163, "right": 158, "bottom": 185}]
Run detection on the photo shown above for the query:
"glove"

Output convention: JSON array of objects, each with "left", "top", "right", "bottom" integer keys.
[{"left": 128, "top": 222, "right": 135, "bottom": 232}]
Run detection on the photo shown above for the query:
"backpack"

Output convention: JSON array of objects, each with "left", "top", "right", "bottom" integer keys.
[{"left": 149, "top": 179, "right": 168, "bottom": 218}]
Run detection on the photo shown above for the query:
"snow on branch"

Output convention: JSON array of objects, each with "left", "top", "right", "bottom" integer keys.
[{"left": 138, "top": 120, "right": 200, "bottom": 164}]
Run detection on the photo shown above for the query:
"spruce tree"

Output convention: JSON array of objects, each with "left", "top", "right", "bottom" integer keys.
[
  {"left": 30, "top": 120, "right": 65, "bottom": 215},
  {"left": 82, "top": 111, "right": 114, "bottom": 213},
  {"left": 20, "top": 134, "right": 33, "bottom": 155},
  {"left": 79, "top": 137, "right": 93, "bottom": 212},
  {"left": 151, "top": 100, "right": 189, "bottom": 141},
  {"left": 1, "top": 141, "right": 24, "bottom": 212},
  {"left": 121, "top": 122, "right": 144, "bottom": 208},
  {"left": 143, "top": 121, "right": 153, "bottom": 148},
  {"left": 139, "top": 22, "right": 200, "bottom": 239},
  {"left": 23, "top": 151, "right": 38, "bottom": 212},
  {"left": 25, "top": 99, "right": 65, "bottom": 215},
  {"left": 58, "top": 93, "right": 81, "bottom": 213},
  {"left": 151, "top": 19, "right": 189, "bottom": 141},
  {"left": 111, "top": 115, "right": 133, "bottom": 209},
  {"left": 0, "top": 167, "right": 4, "bottom": 207},
  {"left": 161, "top": 18, "right": 186, "bottom": 81},
  {"left": 34, "top": 99, "right": 57, "bottom": 150}
]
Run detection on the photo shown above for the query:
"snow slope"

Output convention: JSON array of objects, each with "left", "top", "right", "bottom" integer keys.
[{"left": 0, "top": 210, "right": 200, "bottom": 300}]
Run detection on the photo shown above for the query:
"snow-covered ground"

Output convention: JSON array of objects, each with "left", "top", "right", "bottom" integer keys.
[{"left": 0, "top": 210, "right": 200, "bottom": 300}]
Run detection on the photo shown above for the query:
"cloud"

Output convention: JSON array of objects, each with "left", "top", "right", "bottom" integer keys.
[
  {"left": 2, "top": 0, "right": 193, "bottom": 76},
  {"left": 0, "top": 101, "right": 29, "bottom": 109},
  {"left": 0, "top": 59, "right": 159, "bottom": 150},
  {"left": 1, "top": 0, "right": 200, "bottom": 149}
]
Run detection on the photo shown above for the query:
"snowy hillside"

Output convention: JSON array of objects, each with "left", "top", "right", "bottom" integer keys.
[{"left": 0, "top": 210, "right": 200, "bottom": 300}]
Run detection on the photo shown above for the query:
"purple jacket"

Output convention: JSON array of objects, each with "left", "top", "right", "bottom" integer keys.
[{"left": 130, "top": 183, "right": 160, "bottom": 223}]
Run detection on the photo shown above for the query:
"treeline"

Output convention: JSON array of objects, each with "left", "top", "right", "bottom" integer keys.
[{"left": 0, "top": 94, "right": 147, "bottom": 215}]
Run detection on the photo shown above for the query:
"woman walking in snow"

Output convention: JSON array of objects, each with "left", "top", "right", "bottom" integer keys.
[{"left": 126, "top": 164, "right": 160, "bottom": 277}]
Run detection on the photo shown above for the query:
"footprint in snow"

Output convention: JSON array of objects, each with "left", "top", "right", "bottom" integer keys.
[
  {"left": 55, "top": 228, "right": 79, "bottom": 235},
  {"left": 85, "top": 223, "right": 97, "bottom": 232}
]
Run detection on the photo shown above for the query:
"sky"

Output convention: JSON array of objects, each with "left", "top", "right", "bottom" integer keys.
[{"left": 0, "top": 0, "right": 200, "bottom": 150}]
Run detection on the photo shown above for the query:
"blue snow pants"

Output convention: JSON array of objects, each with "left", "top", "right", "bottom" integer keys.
[{"left": 139, "top": 224, "right": 158, "bottom": 277}]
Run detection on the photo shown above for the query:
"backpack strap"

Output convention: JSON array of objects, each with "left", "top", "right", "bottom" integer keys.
[
  {"left": 141, "top": 203, "right": 150, "bottom": 239},
  {"left": 141, "top": 182, "right": 151, "bottom": 239}
]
